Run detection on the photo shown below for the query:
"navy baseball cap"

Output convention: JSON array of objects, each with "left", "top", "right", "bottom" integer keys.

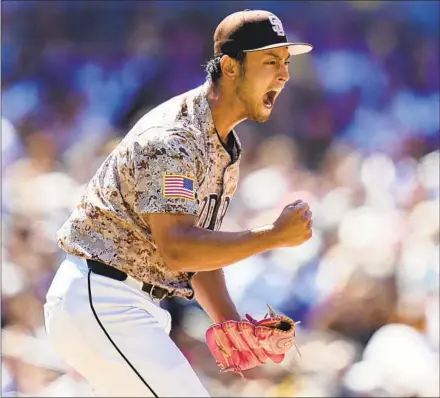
[{"left": 213, "top": 10, "right": 313, "bottom": 57}]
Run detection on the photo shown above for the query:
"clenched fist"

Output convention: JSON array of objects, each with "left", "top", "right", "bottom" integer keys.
[{"left": 272, "top": 200, "right": 313, "bottom": 247}]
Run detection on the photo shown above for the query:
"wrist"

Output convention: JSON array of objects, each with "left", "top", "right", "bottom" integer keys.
[
  {"left": 207, "top": 302, "right": 242, "bottom": 323},
  {"left": 212, "top": 311, "right": 241, "bottom": 323},
  {"left": 250, "top": 224, "right": 282, "bottom": 250}
]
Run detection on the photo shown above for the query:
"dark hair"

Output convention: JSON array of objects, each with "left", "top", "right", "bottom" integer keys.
[{"left": 204, "top": 52, "right": 246, "bottom": 84}]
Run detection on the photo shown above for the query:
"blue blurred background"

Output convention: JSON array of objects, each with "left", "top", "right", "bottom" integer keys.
[{"left": 1, "top": 1, "right": 439, "bottom": 397}]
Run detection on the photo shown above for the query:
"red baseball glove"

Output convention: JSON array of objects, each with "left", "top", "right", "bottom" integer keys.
[{"left": 205, "top": 305, "right": 300, "bottom": 378}]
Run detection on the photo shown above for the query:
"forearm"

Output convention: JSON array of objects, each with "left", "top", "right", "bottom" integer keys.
[
  {"left": 167, "top": 224, "right": 278, "bottom": 272},
  {"left": 191, "top": 270, "right": 241, "bottom": 323}
]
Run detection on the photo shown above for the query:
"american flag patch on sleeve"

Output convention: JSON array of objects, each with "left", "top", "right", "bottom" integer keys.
[{"left": 163, "top": 175, "right": 195, "bottom": 201}]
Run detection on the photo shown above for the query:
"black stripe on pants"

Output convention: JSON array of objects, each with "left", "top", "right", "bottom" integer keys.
[{"left": 87, "top": 270, "right": 159, "bottom": 397}]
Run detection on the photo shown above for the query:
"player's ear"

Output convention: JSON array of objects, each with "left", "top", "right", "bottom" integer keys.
[{"left": 220, "top": 55, "right": 240, "bottom": 80}]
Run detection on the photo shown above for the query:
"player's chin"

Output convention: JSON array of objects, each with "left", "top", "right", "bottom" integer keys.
[
  {"left": 252, "top": 107, "right": 272, "bottom": 123},
  {"left": 248, "top": 105, "right": 272, "bottom": 123}
]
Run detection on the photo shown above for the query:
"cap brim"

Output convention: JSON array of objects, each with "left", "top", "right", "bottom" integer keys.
[{"left": 243, "top": 42, "right": 313, "bottom": 56}]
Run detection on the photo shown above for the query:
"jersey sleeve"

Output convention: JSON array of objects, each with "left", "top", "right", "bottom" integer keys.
[{"left": 131, "top": 133, "right": 202, "bottom": 215}]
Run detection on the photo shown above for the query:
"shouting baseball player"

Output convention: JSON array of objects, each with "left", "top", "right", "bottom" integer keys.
[{"left": 44, "top": 9, "right": 314, "bottom": 397}]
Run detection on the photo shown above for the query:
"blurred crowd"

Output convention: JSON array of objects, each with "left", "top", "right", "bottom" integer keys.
[{"left": 1, "top": 1, "right": 439, "bottom": 397}]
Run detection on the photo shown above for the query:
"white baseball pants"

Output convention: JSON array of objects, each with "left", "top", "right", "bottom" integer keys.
[{"left": 43, "top": 255, "right": 211, "bottom": 397}]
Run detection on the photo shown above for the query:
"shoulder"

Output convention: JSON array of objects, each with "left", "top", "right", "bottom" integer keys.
[
  {"left": 122, "top": 128, "right": 205, "bottom": 182},
  {"left": 117, "top": 85, "right": 209, "bottom": 164},
  {"left": 129, "top": 85, "right": 205, "bottom": 136},
  {"left": 129, "top": 126, "right": 204, "bottom": 158}
]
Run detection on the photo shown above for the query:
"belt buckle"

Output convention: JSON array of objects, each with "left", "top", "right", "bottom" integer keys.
[{"left": 149, "top": 285, "right": 167, "bottom": 302}]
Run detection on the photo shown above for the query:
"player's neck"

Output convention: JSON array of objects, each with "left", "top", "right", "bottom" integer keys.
[{"left": 206, "top": 81, "right": 246, "bottom": 144}]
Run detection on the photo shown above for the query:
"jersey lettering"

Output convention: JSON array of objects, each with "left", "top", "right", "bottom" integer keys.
[
  {"left": 214, "top": 197, "right": 231, "bottom": 231},
  {"left": 198, "top": 194, "right": 231, "bottom": 231},
  {"left": 198, "top": 194, "right": 218, "bottom": 229}
]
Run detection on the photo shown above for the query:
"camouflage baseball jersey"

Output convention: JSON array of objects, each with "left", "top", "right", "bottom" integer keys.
[{"left": 57, "top": 83, "right": 241, "bottom": 299}]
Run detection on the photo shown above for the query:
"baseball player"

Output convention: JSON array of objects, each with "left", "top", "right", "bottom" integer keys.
[{"left": 44, "top": 9, "right": 313, "bottom": 397}]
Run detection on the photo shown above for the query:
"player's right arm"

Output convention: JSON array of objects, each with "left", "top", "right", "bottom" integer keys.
[
  {"left": 131, "top": 130, "right": 312, "bottom": 272},
  {"left": 145, "top": 201, "right": 312, "bottom": 272}
]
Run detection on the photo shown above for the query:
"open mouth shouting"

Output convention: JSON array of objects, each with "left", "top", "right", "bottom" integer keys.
[{"left": 262, "top": 90, "right": 278, "bottom": 109}]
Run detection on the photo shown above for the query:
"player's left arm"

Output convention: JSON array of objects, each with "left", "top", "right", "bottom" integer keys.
[{"left": 191, "top": 269, "right": 241, "bottom": 323}]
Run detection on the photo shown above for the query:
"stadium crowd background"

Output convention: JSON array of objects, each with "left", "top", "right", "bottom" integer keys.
[{"left": 1, "top": 1, "right": 439, "bottom": 396}]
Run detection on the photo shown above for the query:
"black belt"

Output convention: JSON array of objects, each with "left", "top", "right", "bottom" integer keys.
[{"left": 86, "top": 259, "right": 171, "bottom": 301}]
